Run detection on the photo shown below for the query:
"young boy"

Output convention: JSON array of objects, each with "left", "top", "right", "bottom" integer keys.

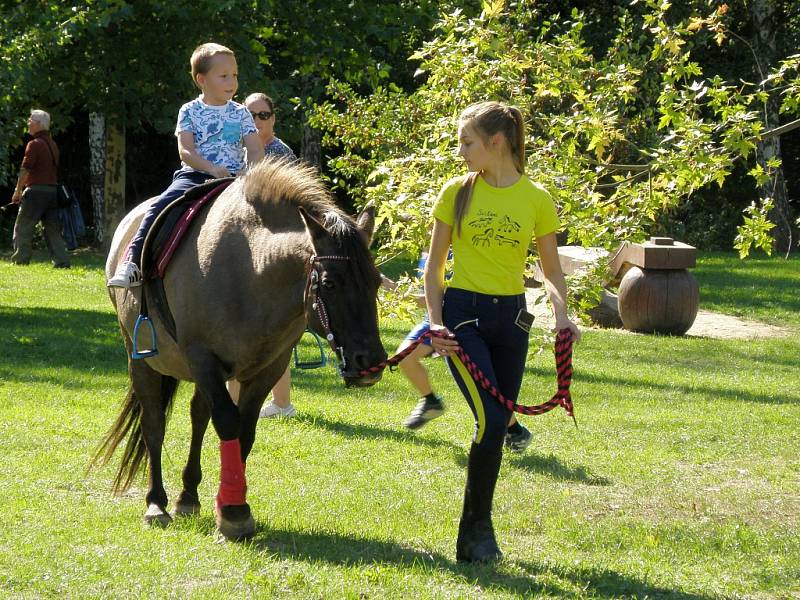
[{"left": 108, "top": 42, "right": 264, "bottom": 287}]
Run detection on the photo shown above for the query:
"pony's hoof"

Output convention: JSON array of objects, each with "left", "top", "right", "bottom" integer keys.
[
  {"left": 172, "top": 501, "right": 201, "bottom": 518},
  {"left": 144, "top": 503, "right": 173, "bottom": 528},
  {"left": 215, "top": 503, "right": 255, "bottom": 540}
]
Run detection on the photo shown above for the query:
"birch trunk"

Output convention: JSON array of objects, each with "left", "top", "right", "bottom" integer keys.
[
  {"left": 751, "top": 0, "right": 794, "bottom": 254},
  {"left": 88, "top": 113, "right": 105, "bottom": 245},
  {"left": 301, "top": 119, "right": 321, "bottom": 170}
]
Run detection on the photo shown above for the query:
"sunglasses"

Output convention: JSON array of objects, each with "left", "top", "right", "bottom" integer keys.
[{"left": 250, "top": 110, "right": 273, "bottom": 121}]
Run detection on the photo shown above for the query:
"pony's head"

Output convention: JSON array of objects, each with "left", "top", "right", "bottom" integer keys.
[
  {"left": 244, "top": 158, "right": 387, "bottom": 386},
  {"left": 299, "top": 206, "right": 386, "bottom": 386}
]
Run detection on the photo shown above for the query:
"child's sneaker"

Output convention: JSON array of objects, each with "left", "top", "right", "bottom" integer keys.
[
  {"left": 403, "top": 396, "right": 445, "bottom": 430},
  {"left": 504, "top": 425, "right": 533, "bottom": 453},
  {"left": 107, "top": 261, "right": 143, "bottom": 288},
  {"left": 259, "top": 401, "right": 297, "bottom": 419}
]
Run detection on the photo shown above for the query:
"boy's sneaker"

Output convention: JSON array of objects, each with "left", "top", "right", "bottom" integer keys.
[
  {"left": 403, "top": 396, "right": 445, "bottom": 430},
  {"left": 107, "top": 261, "right": 143, "bottom": 288},
  {"left": 505, "top": 425, "right": 533, "bottom": 453},
  {"left": 259, "top": 401, "right": 297, "bottom": 419}
]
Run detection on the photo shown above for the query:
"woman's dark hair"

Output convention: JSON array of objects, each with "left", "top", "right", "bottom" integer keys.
[
  {"left": 453, "top": 101, "right": 525, "bottom": 236},
  {"left": 244, "top": 92, "right": 275, "bottom": 112}
]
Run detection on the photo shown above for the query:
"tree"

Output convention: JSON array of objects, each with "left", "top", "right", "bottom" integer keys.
[
  {"left": 310, "top": 0, "right": 800, "bottom": 314},
  {"left": 0, "top": 0, "right": 270, "bottom": 246}
]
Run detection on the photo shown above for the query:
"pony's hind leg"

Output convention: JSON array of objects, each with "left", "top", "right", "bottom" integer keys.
[
  {"left": 130, "top": 358, "right": 179, "bottom": 527},
  {"left": 173, "top": 387, "right": 210, "bottom": 517}
]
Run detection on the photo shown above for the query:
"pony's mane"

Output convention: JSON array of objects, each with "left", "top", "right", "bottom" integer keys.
[{"left": 242, "top": 157, "right": 379, "bottom": 288}]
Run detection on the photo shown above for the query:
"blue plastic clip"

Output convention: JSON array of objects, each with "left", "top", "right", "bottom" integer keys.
[{"left": 132, "top": 314, "right": 159, "bottom": 359}]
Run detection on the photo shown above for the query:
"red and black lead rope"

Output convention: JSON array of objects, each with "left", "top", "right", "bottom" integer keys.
[{"left": 358, "top": 328, "right": 577, "bottom": 427}]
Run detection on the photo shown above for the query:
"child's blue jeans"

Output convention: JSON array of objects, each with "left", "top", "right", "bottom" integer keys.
[{"left": 127, "top": 167, "right": 212, "bottom": 265}]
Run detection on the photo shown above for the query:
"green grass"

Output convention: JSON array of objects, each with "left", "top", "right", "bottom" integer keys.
[{"left": 0, "top": 249, "right": 798, "bottom": 599}]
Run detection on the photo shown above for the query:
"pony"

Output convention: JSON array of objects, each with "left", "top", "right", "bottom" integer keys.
[{"left": 94, "top": 158, "right": 387, "bottom": 539}]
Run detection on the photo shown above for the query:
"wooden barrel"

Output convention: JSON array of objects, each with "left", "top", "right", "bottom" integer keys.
[{"left": 617, "top": 267, "right": 699, "bottom": 334}]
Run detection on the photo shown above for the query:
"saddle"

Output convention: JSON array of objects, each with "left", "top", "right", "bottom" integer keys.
[
  {"left": 132, "top": 177, "right": 234, "bottom": 359},
  {"left": 142, "top": 177, "right": 235, "bottom": 279}
]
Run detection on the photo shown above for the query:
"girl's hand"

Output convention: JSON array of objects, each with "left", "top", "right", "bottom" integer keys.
[
  {"left": 429, "top": 324, "right": 459, "bottom": 356},
  {"left": 554, "top": 317, "right": 581, "bottom": 344}
]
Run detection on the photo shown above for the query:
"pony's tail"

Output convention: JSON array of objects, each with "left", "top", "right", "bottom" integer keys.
[{"left": 89, "top": 376, "right": 179, "bottom": 495}]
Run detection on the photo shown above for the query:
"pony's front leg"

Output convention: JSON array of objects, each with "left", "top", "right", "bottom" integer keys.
[
  {"left": 186, "top": 347, "right": 255, "bottom": 540},
  {"left": 173, "top": 388, "right": 209, "bottom": 517}
]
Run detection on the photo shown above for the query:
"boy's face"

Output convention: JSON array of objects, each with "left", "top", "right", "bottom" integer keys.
[{"left": 196, "top": 53, "right": 238, "bottom": 105}]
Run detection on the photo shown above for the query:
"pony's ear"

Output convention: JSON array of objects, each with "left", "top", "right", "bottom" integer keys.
[
  {"left": 298, "top": 207, "right": 329, "bottom": 245},
  {"left": 355, "top": 202, "right": 376, "bottom": 246}
]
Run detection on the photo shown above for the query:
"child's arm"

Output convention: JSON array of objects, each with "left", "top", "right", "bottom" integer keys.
[
  {"left": 177, "top": 131, "right": 231, "bottom": 178},
  {"left": 243, "top": 133, "right": 264, "bottom": 167}
]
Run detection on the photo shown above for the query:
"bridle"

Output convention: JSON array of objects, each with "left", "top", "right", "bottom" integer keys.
[{"left": 304, "top": 254, "right": 350, "bottom": 374}]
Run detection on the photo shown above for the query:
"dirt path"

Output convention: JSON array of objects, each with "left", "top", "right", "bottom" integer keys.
[{"left": 525, "top": 288, "right": 791, "bottom": 339}]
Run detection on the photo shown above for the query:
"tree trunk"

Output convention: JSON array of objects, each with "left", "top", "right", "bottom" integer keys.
[
  {"left": 88, "top": 113, "right": 106, "bottom": 246},
  {"left": 103, "top": 121, "right": 126, "bottom": 253},
  {"left": 301, "top": 119, "right": 321, "bottom": 170},
  {"left": 751, "top": 0, "right": 794, "bottom": 255}
]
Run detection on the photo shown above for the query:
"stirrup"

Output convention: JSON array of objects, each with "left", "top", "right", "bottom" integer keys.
[
  {"left": 132, "top": 314, "right": 159, "bottom": 359},
  {"left": 293, "top": 328, "right": 327, "bottom": 369}
]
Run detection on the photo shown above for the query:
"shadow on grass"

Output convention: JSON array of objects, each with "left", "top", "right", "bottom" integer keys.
[
  {"left": 507, "top": 452, "right": 612, "bottom": 485},
  {"left": 174, "top": 517, "right": 708, "bottom": 599},
  {"left": 0, "top": 305, "right": 125, "bottom": 381},
  {"left": 294, "top": 412, "right": 463, "bottom": 454},
  {"left": 576, "top": 370, "right": 800, "bottom": 406}
]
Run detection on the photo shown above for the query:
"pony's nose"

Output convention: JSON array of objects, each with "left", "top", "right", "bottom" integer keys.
[{"left": 351, "top": 349, "right": 386, "bottom": 371}]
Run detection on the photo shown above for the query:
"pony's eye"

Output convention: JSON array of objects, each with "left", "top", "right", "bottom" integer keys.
[{"left": 322, "top": 279, "right": 335, "bottom": 289}]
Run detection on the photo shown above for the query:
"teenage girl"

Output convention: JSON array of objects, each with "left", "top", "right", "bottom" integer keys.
[{"left": 424, "top": 101, "right": 581, "bottom": 563}]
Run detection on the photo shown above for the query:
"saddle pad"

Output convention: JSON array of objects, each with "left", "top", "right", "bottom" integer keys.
[{"left": 142, "top": 178, "right": 234, "bottom": 279}]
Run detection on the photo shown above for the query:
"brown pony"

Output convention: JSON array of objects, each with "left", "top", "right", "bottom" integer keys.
[{"left": 95, "top": 158, "right": 386, "bottom": 539}]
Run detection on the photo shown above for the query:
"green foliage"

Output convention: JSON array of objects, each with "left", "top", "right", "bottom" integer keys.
[
  {"left": 311, "top": 0, "right": 800, "bottom": 304},
  {"left": 0, "top": 0, "right": 269, "bottom": 184},
  {"left": 734, "top": 198, "right": 776, "bottom": 258}
]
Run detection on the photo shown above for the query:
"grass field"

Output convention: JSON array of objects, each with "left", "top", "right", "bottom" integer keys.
[{"left": 0, "top": 249, "right": 798, "bottom": 599}]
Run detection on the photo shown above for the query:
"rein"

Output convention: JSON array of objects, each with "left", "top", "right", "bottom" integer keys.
[
  {"left": 360, "top": 328, "right": 577, "bottom": 425},
  {"left": 304, "top": 256, "right": 576, "bottom": 424}
]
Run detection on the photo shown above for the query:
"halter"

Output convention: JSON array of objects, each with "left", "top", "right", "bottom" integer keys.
[{"left": 304, "top": 254, "right": 350, "bottom": 374}]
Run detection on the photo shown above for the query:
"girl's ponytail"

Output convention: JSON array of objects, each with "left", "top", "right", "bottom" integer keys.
[{"left": 452, "top": 101, "right": 526, "bottom": 236}]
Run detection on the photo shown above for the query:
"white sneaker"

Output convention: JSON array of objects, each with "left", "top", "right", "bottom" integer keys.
[
  {"left": 259, "top": 401, "right": 297, "bottom": 419},
  {"left": 107, "top": 261, "right": 143, "bottom": 288}
]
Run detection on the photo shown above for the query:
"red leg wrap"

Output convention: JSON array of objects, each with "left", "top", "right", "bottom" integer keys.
[{"left": 216, "top": 439, "right": 247, "bottom": 509}]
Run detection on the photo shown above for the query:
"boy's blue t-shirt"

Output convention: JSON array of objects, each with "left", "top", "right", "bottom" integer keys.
[{"left": 175, "top": 98, "right": 258, "bottom": 174}]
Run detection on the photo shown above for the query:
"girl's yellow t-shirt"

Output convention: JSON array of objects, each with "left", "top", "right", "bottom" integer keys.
[{"left": 432, "top": 174, "right": 560, "bottom": 295}]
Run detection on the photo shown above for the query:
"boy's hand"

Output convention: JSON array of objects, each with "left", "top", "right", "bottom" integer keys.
[{"left": 210, "top": 165, "right": 231, "bottom": 179}]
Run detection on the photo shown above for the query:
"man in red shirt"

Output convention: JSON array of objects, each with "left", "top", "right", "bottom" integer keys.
[{"left": 10, "top": 109, "right": 70, "bottom": 267}]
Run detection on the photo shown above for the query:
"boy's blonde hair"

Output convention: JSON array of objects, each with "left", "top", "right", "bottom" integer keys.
[{"left": 190, "top": 43, "right": 235, "bottom": 86}]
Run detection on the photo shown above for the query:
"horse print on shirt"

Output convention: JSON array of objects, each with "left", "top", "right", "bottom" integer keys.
[{"left": 468, "top": 210, "right": 521, "bottom": 249}]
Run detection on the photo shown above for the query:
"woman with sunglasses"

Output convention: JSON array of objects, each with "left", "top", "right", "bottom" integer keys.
[
  {"left": 228, "top": 93, "right": 297, "bottom": 421},
  {"left": 244, "top": 93, "right": 296, "bottom": 161}
]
